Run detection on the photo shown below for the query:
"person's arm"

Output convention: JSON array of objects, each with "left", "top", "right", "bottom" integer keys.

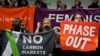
[
  {"left": 54, "top": 29, "right": 59, "bottom": 43},
  {"left": 7, "top": 0, "right": 17, "bottom": 7},
  {"left": 35, "top": 22, "right": 41, "bottom": 33},
  {"left": 20, "top": 23, "right": 30, "bottom": 33}
]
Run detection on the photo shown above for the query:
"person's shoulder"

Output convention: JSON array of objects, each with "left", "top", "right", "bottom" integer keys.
[
  {"left": 72, "top": 6, "right": 75, "bottom": 8},
  {"left": 41, "top": 2, "right": 47, "bottom": 8},
  {"left": 88, "top": 4, "right": 92, "bottom": 8}
]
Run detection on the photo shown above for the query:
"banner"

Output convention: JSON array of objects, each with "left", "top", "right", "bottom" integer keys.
[
  {"left": 0, "top": 6, "right": 35, "bottom": 32},
  {"left": 60, "top": 21, "right": 100, "bottom": 51},
  {"left": 35, "top": 8, "right": 100, "bottom": 34},
  {"left": 1, "top": 30, "right": 56, "bottom": 56}
]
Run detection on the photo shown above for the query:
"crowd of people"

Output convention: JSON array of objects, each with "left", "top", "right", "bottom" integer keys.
[
  {"left": 0, "top": 0, "right": 28, "bottom": 8},
  {"left": 56, "top": 0, "right": 100, "bottom": 10},
  {"left": 0, "top": 0, "right": 100, "bottom": 56},
  {"left": 35, "top": 0, "right": 100, "bottom": 9},
  {"left": 0, "top": 12, "right": 100, "bottom": 56},
  {"left": 0, "top": 0, "right": 99, "bottom": 9}
]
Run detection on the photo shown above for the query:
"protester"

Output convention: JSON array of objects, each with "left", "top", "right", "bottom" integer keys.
[
  {"left": 72, "top": 0, "right": 83, "bottom": 9},
  {"left": 11, "top": 18, "right": 29, "bottom": 33},
  {"left": 35, "top": 18, "right": 52, "bottom": 33},
  {"left": 17, "top": 0, "right": 28, "bottom": 7},
  {"left": 0, "top": 0, "right": 8, "bottom": 7},
  {"left": 61, "top": 12, "right": 85, "bottom": 56},
  {"left": 61, "top": 12, "right": 100, "bottom": 56},
  {"left": 35, "top": 0, "right": 41, "bottom": 8},
  {"left": 88, "top": 0, "right": 99, "bottom": 8},
  {"left": 35, "top": 0, "right": 47, "bottom": 8},
  {"left": 56, "top": 0, "right": 62, "bottom": 9},
  {"left": 60, "top": 3, "right": 67, "bottom": 10},
  {"left": 35, "top": 17, "right": 61, "bottom": 56},
  {"left": 71, "top": 12, "right": 84, "bottom": 22}
]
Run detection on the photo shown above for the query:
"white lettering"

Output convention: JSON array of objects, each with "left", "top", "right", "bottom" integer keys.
[
  {"left": 66, "top": 36, "right": 74, "bottom": 46},
  {"left": 63, "top": 24, "right": 69, "bottom": 34}
]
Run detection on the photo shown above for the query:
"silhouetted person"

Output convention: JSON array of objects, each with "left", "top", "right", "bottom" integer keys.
[
  {"left": 88, "top": 0, "right": 99, "bottom": 8},
  {"left": 35, "top": 0, "right": 41, "bottom": 8},
  {"left": 60, "top": 3, "right": 67, "bottom": 10},
  {"left": 56, "top": 0, "right": 62, "bottom": 9},
  {"left": 17, "top": 0, "right": 28, "bottom": 7},
  {"left": 11, "top": 18, "right": 29, "bottom": 33},
  {"left": 35, "top": 0, "right": 47, "bottom": 8},
  {"left": 72, "top": 0, "right": 83, "bottom": 8}
]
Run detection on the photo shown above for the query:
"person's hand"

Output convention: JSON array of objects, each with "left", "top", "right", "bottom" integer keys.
[
  {"left": 35, "top": 22, "right": 41, "bottom": 33},
  {"left": 21, "top": 23, "right": 25, "bottom": 28},
  {"left": 37, "top": 22, "right": 41, "bottom": 28},
  {"left": 54, "top": 29, "right": 59, "bottom": 35}
]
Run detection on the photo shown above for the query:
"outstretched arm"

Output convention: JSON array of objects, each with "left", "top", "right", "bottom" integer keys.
[{"left": 35, "top": 22, "right": 41, "bottom": 33}]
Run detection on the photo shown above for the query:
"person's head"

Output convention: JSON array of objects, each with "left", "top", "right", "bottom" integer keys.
[
  {"left": 42, "top": 18, "right": 51, "bottom": 31},
  {"left": 35, "top": 1, "right": 41, "bottom": 8},
  {"left": 57, "top": 0, "right": 61, "bottom": 8},
  {"left": 38, "top": 0, "right": 43, "bottom": 2},
  {"left": 60, "top": 3, "right": 67, "bottom": 10},
  {"left": 21, "top": 0, "right": 28, "bottom": 6},
  {"left": 72, "top": 12, "right": 84, "bottom": 22},
  {"left": 74, "top": 0, "right": 81, "bottom": 6},
  {"left": 12, "top": 18, "right": 21, "bottom": 28},
  {"left": 92, "top": 0, "right": 98, "bottom": 4}
]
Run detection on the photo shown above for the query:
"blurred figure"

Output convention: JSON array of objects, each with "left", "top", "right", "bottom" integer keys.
[
  {"left": 35, "top": 0, "right": 47, "bottom": 8},
  {"left": 88, "top": 0, "right": 99, "bottom": 8},
  {"left": 61, "top": 12, "right": 85, "bottom": 56},
  {"left": 35, "top": 0, "right": 41, "bottom": 8},
  {"left": 35, "top": 17, "right": 60, "bottom": 56},
  {"left": 0, "top": 0, "right": 8, "bottom": 7},
  {"left": 72, "top": 0, "right": 83, "bottom": 8},
  {"left": 11, "top": 18, "right": 29, "bottom": 33},
  {"left": 17, "top": 0, "right": 28, "bottom": 7},
  {"left": 60, "top": 3, "right": 67, "bottom": 10},
  {"left": 56, "top": 0, "right": 62, "bottom": 9},
  {"left": 7, "top": 0, "right": 17, "bottom": 8},
  {"left": 35, "top": 18, "right": 52, "bottom": 33},
  {"left": 61, "top": 12, "right": 99, "bottom": 56},
  {"left": 39, "top": 0, "right": 47, "bottom": 8},
  {"left": 72, "top": 12, "right": 84, "bottom": 22}
]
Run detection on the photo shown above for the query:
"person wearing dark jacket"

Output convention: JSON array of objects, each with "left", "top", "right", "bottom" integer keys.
[
  {"left": 0, "top": 29, "right": 4, "bottom": 56},
  {"left": 35, "top": 0, "right": 47, "bottom": 8},
  {"left": 72, "top": 0, "right": 83, "bottom": 9},
  {"left": 88, "top": 0, "right": 99, "bottom": 8},
  {"left": 0, "top": 18, "right": 29, "bottom": 56},
  {"left": 11, "top": 18, "right": 29, "bottom": 33},
  {"left": 17, "top": 0, "right": 28, "bottom": 7}
]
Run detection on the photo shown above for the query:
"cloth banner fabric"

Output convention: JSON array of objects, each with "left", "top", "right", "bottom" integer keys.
[
  {"left": 35, "top": 8, "right": 100, "bottom": 33},
  {"left": 0, "top": 6, "right": 35, "bottom": 32},
  {"left": 1, "top": 30, "right": 56, "bottom": 56},
  {"left": 60, "top": 21, "right": 100, "bottom": 52}
]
